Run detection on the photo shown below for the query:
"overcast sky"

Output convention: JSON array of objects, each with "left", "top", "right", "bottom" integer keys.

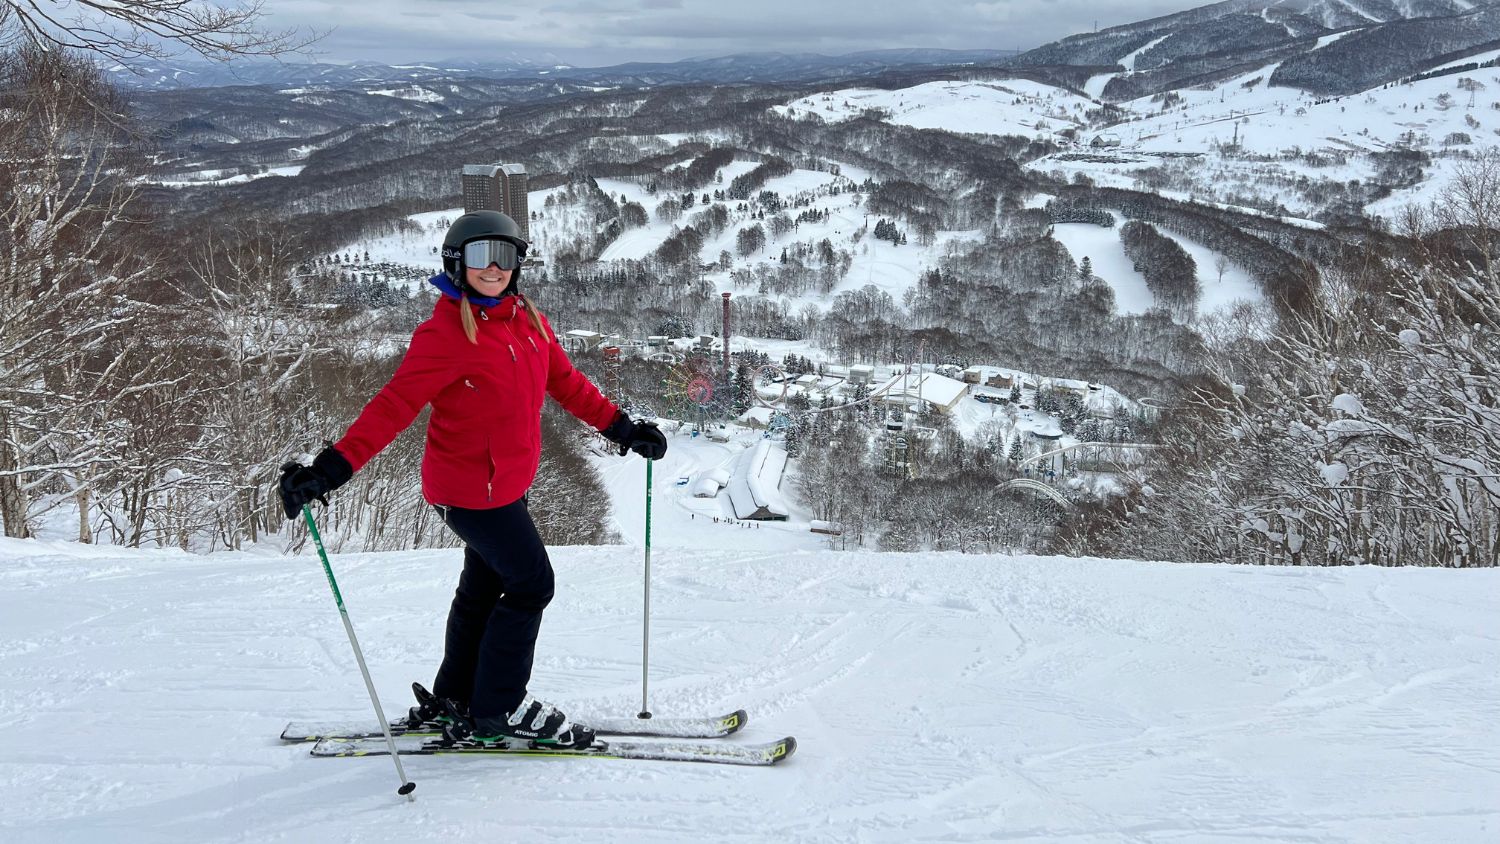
[{"left": 263, "top": 0, "right": 1210, "bottom": 66}]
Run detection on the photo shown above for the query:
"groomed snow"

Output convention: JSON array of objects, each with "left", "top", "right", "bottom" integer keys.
[{"left": 2, "top": 534, "right": 1496, "bottom": 842}]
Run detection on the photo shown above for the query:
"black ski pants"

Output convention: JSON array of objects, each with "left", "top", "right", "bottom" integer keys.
[{"left": 431, "top": 497, "right": 554, "bottom": 720}]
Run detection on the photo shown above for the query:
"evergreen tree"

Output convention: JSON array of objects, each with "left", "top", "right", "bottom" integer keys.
[
  {"left": 733, "top": 363, "right": 754, "bottom": 414},
  {"left": 1078, "top": 419, "right": 1101, "bottom": 442}
]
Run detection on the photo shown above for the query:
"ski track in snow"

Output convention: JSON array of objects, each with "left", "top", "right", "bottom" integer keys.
[{"left": 1, "top": 538, "right": 1498, "bottom": 843}]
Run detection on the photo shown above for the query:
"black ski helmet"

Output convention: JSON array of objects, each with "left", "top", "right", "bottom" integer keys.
[{"left": 441, "top": 210, "right": 529, "bottom": 280}]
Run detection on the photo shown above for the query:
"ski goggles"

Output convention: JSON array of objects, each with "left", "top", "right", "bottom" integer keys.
[{"left": 458, "top": 238, "right": 522, "bottom": 271}]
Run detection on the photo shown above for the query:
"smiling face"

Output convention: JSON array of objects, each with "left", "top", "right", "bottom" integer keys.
[{"left": 465, "top": 264, "right": 513, "bottom": 298}]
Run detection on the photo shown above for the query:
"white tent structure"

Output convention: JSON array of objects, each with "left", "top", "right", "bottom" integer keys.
[{"left": 725, "top": 441, "right": 790, "bottom": 520}]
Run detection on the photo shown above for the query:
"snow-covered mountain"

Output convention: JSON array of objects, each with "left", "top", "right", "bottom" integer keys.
[
  {"left": 110, "top": 48, "right": 1018, "bottom": 92},
  {"left": 4, "top": 525, "right": 1496, "bottom": 841},
  {"left": 780, "top": 42, "right": 1500, "bottom": 225},
  {"left": 106, "top": 56, "right": 548, "bottom": 91},
  {"left": 1015, "top": 0, "right": 1500, "bottom": 99}
]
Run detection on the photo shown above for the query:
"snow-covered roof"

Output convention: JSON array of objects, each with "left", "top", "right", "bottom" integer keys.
[
  {"left": 739, "top": 407, "right": 774, "bottom": 426},
  {"left": 726, "top": 441, "right": 790, "bottom": 519},
  {"left": 917, "top": 373, "right": 968, "bottom": 406},
  {"left": 871, "top": 372, "right": 969, "bottom": 407},
  {"left": 692, "top": 478, "right": 721, "bottom": 498}
]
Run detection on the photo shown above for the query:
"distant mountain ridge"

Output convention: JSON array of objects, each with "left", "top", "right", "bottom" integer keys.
[
  {"left": 109, "top": 48, "right": 1019, "bottom": 92},
  {"left": 1015, "top": 0, "right": 1500, "bottom": 99}
]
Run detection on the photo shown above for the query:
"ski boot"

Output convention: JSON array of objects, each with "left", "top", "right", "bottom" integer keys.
[
  {"left": 406, "top": 682, "right": 467, "bottom": 730},
  {"left": 441, "top": 693, "right": 596, "bottom": 749}
]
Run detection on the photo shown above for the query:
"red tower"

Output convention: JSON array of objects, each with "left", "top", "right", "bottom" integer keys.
[
  {"left": 602, "top": 345, "right": 621, "bottom": 403},
  {"left": 721, "top": 292, "right": 732, "bottom": 375}
]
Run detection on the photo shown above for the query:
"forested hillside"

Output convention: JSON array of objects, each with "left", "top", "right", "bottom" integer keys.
[{"left": 3, "top": 1, "right": 1496, "bottom": 568}]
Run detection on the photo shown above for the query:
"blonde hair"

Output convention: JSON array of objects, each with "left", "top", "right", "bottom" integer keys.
[{"left": 459, "top": 292, "right": 552, "bottom": 346}]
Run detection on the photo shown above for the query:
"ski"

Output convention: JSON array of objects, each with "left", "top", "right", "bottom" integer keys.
[
  {"left": 282, "top": 709, "right": 748, "bottom": 742},
  {"left": 309, "top": 734, "right": 796, "bottom": 767}
]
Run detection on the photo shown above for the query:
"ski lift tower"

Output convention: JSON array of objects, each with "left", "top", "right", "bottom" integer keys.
[{"left": 881, "top": 410, "right": 914, "bottom": 479}]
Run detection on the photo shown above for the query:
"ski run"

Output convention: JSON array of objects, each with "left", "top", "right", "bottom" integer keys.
[{"left": 3, "top": 535, "right": 1497, "bottom": 842}]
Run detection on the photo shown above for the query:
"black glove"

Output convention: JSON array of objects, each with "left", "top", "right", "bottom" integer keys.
[
  {"left": 602, "top": 414, "right": 668, "bottom": 460},
  {"left": 278, "top": 445, "right": 354, "bottom": 519}
]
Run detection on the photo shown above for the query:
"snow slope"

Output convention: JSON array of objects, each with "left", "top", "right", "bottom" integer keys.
[
  {"left": 347, "top": 156, "right": 980, "bottom": 319},
  {"left": 794, "top": 63, "right": 1500, "bottom": 221},
  {"left": 1034, "top": 203, "right": 1265, "bottom": 321},
  {"left": 1050, "top": 217, "right": 1155, "bottom": 315},
  {"left": 2, "top": 532, "right": 1497, "bottom": 843},
  {"left": 774, "top": 79, "right": 1095, "bottom": 137}
]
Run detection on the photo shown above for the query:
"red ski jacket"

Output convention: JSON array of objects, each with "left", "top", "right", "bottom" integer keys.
[{"left": 334, "top": 293, "right": 620, "bottom": 509}]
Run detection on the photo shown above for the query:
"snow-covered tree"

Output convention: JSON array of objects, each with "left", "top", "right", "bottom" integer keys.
[
  {"left": 1081, "top": 152, "right": 1500, "bottom": 567},
  {"left": 0, "top": 49, "right": 159, "bottom": 538},
  {"left": 186, "top": 224, "right": 328, "bottom": 548}
]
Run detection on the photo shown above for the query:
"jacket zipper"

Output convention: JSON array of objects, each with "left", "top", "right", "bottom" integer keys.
[
  {"left": 466, "top": 379, "right": 493, "bottom": 502},
  {"left": 486, "top": 435, "right": 495, "bottom": 502},
  {"left": 504, "top": 321, "right": 542, "bottom": 456}
]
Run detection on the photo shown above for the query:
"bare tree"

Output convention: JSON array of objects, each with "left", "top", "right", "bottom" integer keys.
[
  {"left": 0, "top": 48, "right": 159, "bottom": 538},
  {"left": 1426, "top": 146, "right": 1500, "bottom": 287},
  {"left": 181, "top": 223, "right": 327, "bottom": 549},
  {"left": 1083, "top": 155, "right": 1500, "bottom": 568},
  {"left": 1, "top": 0, "right": 315, "bottom": 64}
]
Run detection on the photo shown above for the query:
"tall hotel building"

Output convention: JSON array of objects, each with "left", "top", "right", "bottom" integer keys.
[{"left": 461, "top": 163, "right": 530, "bottom": 241}]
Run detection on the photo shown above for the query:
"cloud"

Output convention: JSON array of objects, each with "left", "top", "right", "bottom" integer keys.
[
  {"left": 258, "top": 0, "right": 1209, "bottom": 65},
  {"left": 973, "top": 1, "right": 1021, "bottom": 24}
]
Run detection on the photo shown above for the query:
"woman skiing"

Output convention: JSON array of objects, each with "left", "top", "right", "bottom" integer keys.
[{"left": 277, "top": 211, "right": 667, "bottom": 748}]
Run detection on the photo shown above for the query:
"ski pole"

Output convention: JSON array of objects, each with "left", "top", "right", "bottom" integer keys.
[
  {"left": 301, "top": 505, "right": 416, "bottom": 800},
  {"left": 638, "top": 459, "right": 654, "bottom": 719}
]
